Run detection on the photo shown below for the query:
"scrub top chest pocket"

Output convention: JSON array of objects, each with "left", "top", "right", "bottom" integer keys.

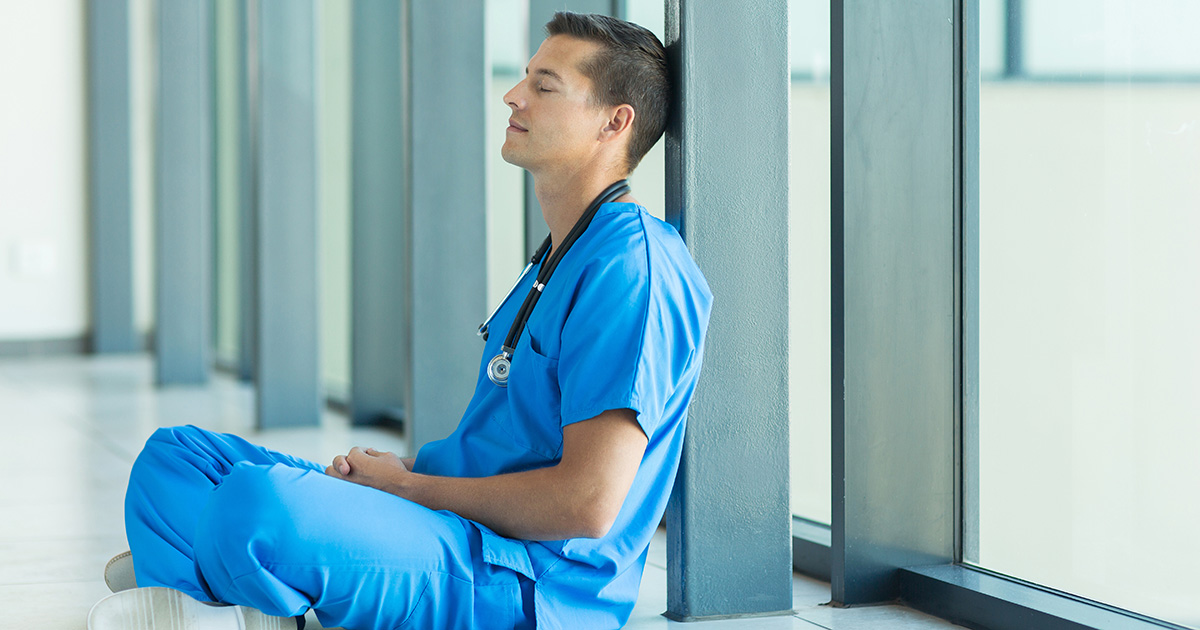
[{"left": 497, "top": 332, "right": 565, "bottom": 460}]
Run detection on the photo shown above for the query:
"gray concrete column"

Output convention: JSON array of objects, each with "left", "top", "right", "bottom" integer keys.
[
  {"left": 155, "top": 0, "right": 212, "bottom": 384},
  {"left": 830, "top": 0, "right": 958, "bottom": 605},
  {"left": 409, "top": 0, "right": 488, "bottom": 450},
  {"left": 663, "top": 0, "right": 793, "bottom": 620},
  {"left": 254, "top": 0, "right": 320, "bottom": 428},
  {"left": 350, "top": 0, "right": 409, "bottom": 427},
  {"left": 89, "top": 0, "right": 137, "bottom": 353}
]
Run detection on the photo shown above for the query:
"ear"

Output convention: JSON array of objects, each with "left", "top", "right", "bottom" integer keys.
[{"left": 599, "top": 104, "right": 636, "bottom": 142}]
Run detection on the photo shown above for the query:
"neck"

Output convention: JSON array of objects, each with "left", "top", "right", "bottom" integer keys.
[{"left": 533, "top": 168, "right": 628, "bottom": 255}]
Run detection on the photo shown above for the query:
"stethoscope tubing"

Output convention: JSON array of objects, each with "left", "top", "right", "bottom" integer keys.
[
  {"left": 480, "top": 180, "right": 631, "bottom": 387},
  {"left": 477, "top": 261, "right": 535, "bottom": 340}
]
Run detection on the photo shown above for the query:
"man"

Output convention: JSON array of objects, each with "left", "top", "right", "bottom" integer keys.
[{"left": 88, "top": 12, "right": 711, "bottom": 630}]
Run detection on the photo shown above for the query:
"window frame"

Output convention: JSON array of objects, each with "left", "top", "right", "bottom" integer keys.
[{"left": 805, "top": 1, "right": 1198, "bottom": 628}]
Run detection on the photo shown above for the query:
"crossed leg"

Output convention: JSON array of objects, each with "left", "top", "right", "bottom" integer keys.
[{"left": 124, "top": 425, "right": 532, "bottom": 630}]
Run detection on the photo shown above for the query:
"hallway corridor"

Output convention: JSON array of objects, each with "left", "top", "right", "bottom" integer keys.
[{"left": 0, "top": 356, "right": 962, "bottom": 630}]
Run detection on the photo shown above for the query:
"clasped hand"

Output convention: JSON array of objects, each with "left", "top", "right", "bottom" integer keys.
[{"left": 325, "top": 446, "right": 410, "bottom": 494}]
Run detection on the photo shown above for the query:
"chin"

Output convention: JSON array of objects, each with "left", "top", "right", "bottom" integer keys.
[{"left": 500, "top": 146, "right": 527, "bottom": 169}]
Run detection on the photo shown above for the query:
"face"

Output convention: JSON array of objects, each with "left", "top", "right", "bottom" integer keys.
[{"left": 501, "top": 36, "right": 614, "bottom": 174}]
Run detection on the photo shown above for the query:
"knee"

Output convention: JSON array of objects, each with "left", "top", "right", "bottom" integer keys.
[
  {"left": 133, "top": 425, "right": 203, "bottom": 463},
  {"left": 129, "top": 426, "right": 193, "bottom": 480},
  {"left": 193, "top": 463, "right": 302, "bottom": 568},
  {"left": 147, "top": 424, "right": 207, "bottom": 446},
  {"left": 129, "top": 426, "right": 203, "bottom": 483}
]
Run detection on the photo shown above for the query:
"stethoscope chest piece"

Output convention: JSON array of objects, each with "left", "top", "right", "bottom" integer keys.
[
  {"left": 476, "top": 179, "right": 630, "bottom": 390},
  {"left": 487, "top": 353, "right": 512, "bottom": 387}
]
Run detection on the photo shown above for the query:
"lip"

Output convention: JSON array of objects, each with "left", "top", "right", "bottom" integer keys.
[{"left": 507, "top": 118, "right": 528, "bottom": 132}]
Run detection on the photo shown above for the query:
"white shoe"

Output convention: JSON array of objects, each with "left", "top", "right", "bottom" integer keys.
[
  {"left": 87, "top": 587, "right": 298, "bottom": 630},
  {"left": 104, "top": 551, "right": 137, "bottom": 593}
]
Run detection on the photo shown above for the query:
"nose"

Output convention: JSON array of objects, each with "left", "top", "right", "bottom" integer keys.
[{"left": 503, "top": 78, "right": 525, "bottom": 112}]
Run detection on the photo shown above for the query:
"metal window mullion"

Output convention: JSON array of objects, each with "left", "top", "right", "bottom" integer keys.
[
  {"left": 901, "top": 565, "right": 1193, "bottom": 630},
  {"left": 831, "top": 0, "right": 959, "bottom": 605},
  {"left": 1004, "top": 0, "right": 1023, "bottom": 78},
  {"left": 209, "top": 0, "right": 222, "bottom": 368},
  {"left": 961, "top": 0, "right": 982, "bottom": 566},
  {"left": 236, "top": 0, "right": 257, "bottom": 382}
]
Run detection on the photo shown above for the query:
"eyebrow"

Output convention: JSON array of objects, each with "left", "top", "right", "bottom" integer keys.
[{"left": 526, "top": 67, "right": 564, "bottom": 82}]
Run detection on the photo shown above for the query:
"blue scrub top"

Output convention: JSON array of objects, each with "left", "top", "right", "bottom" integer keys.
[{"left": 414, "top": 202, "right": 712, "bottom": 629}]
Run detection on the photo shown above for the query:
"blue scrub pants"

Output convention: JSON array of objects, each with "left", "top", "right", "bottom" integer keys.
[{"left": 124, "top": 425, "right": 535, "bottom": 630}]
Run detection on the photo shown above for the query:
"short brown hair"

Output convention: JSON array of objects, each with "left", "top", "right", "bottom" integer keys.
[{"left": 545, "top": 12, "right": 669, "bottom": 172}]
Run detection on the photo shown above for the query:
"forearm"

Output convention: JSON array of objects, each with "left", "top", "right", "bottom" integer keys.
[
  {"left": 329, "top": 411, "right": 645, "bottom": 540},
  {"left": 389, "top": 465, "right": 605, "bottom": 541}
]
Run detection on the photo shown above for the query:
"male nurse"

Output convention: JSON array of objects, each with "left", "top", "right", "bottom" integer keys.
[{"left": 88, "top": 12, "right": 711, "bottom": 630}]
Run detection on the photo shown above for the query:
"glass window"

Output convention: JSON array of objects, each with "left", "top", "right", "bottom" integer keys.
[
  {"left": 131, "top": 0, "right": 156, "bottom": 341},
  {"left": 978, "top": 0, "right": 1005, "bottom": 78},
  {"left": 788, "top": 0, "right": 832, "bottom": 526},
  {"left": 1024, "top": 0, "right": 1200, "bottom": 77},
  {"left": 487, "top": 0, "right": 528, "bottom": 306},
  {"left": 972, "top": 1, "right": 1200, "bottom": 626},
  {"left": 316, "top": 0, "right": 352, "bottom": 399},
  {"left": 622, "top": 2, "right": 665, "bottom": 219}
]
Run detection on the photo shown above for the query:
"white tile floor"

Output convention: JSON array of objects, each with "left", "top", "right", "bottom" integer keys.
[{"left": 0, "top": 356, "right": 966, "bottom": 630}]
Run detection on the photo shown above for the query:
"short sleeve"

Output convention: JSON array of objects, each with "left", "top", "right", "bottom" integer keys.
[{"left": 557, "top": 241, "right": 677, "bottom": 437}]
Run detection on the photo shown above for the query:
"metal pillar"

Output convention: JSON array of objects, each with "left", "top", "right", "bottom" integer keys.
[
  {"left": 1003, "top": 0, "right": 1023, "bottom": 79},
  {"left": 350, "top": 0, "right": 409, "bottom": 427},
  {"left": 254, "top": 0, "right": 320, "bottom": 428},
  {"left": 236, "top": 0, "right": 257, "bottom": 382},
  {"left": 523, "top": 0, "right": 622, "bottom": 258},
  {"left": 156, "top": 0, "right": 212, "bottom": 384},
  {"left": 830, "top": 0, "right": 958, "bottom": 605},
  {"left": 89, "top": 0, "right": 137, "bottom": 353},
  {"left": 663, "top": 0, "right": 792, "bottom": 620},
  {"left": 409, "top": 0, "right": 488, "bottom": 450}
]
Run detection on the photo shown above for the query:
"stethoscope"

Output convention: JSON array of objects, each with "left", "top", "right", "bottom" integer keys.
[{"left": 477, "top": 179, "right": 632, "bottom": 387}]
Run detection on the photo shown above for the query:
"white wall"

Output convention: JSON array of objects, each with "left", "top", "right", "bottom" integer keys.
[{"left": 0, "top": 1, "right": 89, "bottom": 340}]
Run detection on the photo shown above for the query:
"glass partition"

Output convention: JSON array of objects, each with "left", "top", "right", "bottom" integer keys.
[
  {"left": 973, "top": 1, "right": 1200, "bottom": 626},
  {"left": 788, "top": 0, "right": 832, "bottom": 526}
]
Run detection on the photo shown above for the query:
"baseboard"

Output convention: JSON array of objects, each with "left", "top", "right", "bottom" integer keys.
[
  {"left": 0, "top": 333, "right": 154, "bottom": 358},
  {"left": 0, "top": 335, "right": 91, "bottom": 357}
]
